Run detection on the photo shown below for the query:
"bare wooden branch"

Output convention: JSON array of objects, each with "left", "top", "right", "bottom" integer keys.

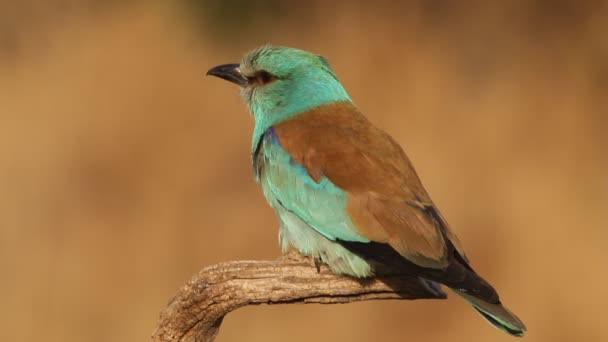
[{"left": 152, "top": 251, "right": 446, "bottom": 342}]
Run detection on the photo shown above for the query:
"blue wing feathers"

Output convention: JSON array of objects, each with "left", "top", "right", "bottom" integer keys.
[{"left": 259, "top": 128, "right": 369, "bottom": 243}]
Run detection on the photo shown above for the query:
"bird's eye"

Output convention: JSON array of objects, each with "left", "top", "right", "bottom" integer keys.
[{"left": 256, "top": 70, "right": 275, "bottom": 84}]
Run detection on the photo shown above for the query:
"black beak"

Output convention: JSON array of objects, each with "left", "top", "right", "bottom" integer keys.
[{"left": 206, "top": 63, "right": 248, "bottom": 87}]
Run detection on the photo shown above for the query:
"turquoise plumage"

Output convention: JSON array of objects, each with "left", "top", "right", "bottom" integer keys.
[
  {"left": 207, "top": 45, "right": 526, "bottom": 336},
  {"left": 240, "top": 46, "right": 351, "bottom": 155},
  {"left": 259, "top": 127, "right": 372, "bottom": 276}
]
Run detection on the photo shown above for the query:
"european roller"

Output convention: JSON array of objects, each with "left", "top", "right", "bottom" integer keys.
[{"left": 207, "top": 45, "right": 526, "bottom": 336}]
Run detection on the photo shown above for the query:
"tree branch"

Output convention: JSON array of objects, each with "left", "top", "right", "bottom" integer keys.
[{"left": 152, "top": 251, "right": 446, "bottom": 342}]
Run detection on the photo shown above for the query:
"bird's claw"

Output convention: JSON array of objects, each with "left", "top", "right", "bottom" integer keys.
[{"left": 313, "top": 256, "right": 322, "bottom": 273}]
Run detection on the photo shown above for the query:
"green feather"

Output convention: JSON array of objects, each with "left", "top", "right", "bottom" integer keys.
[
  {"left": 258, "top": 133, "right": 373, "bottom": 277},
  {"left": 457, "top": 292, "right": 527, "bottom": 337},
  {"left": 240, "top": 46, "right": 351, "bottom": 153}
]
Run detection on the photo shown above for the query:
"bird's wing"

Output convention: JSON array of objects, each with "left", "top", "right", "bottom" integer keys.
[{"left": 259, "top": 101, "right": 465, "bottom": 269}]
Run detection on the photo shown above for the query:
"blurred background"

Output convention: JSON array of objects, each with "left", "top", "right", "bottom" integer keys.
[{"left": 1, "top": 1, "right": 606, "bottom": 341}]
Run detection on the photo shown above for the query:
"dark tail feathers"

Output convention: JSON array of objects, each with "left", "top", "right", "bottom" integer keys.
[{"left": 456, "top": 291, "right": 526, "bottom": 337}]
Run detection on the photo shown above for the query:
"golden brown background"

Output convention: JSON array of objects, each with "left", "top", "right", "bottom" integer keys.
[{"left": 1, "top": 1, "right": 606, "bottom": 341}]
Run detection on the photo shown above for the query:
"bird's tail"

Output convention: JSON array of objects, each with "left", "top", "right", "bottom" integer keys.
[{"left": 455, "top": 291, "right": 527, "bottom": 337}]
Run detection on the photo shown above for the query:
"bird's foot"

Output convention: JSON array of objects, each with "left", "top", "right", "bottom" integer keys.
[{"left": 313, "top": 256, "right": 323, "bottom": 273}]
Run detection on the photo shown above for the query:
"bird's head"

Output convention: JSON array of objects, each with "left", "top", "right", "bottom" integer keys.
[{"left": 207, "top": 45, "right": 351, "bottom": 129}]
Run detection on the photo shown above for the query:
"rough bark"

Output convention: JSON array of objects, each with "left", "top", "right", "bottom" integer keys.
[{"left": 152, "top": 251, "right": 446, "bottom": 342}]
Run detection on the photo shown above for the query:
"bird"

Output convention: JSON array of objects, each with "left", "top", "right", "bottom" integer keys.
[{"left": 207, "top": 45, "right": 526, "bottom": 336}]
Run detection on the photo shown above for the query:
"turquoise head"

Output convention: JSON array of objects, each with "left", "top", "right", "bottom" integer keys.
[{"left": 207, "top": 45, "right": 351, "bottom": 150}]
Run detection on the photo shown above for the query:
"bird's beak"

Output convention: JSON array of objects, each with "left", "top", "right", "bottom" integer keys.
[{"left": 206, "top": 63, "right": 249, "bottom": 87}]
